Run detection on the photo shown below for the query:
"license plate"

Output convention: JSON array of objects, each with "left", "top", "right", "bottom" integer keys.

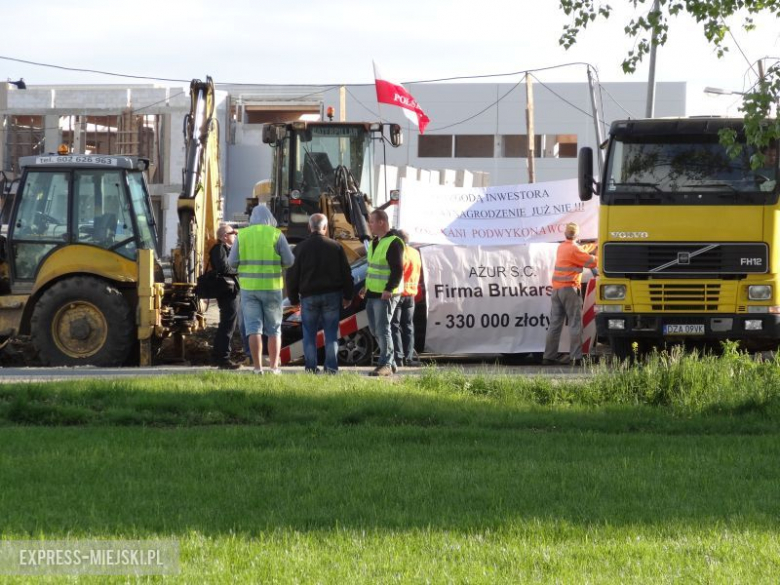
[{"left": 663, "top": 324, "right": 705, "bottom": 335}]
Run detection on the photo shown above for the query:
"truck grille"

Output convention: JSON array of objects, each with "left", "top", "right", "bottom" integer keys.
[
  {"left": 647, "top": 283, "right": 720, "bottom": 311},
  {"left": 603, "top": 243, "right": 768, "bottom": 275},
  {"left": 630, "top": 281, "right": 739, "bottom": 312}
]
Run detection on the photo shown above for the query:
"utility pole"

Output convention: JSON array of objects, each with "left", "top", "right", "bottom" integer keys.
[
  {"left": 645, "top": 0, "right": 661, "bottom": 118},
  {"left": 587, "top": 66, "right": 605, "bottom": 176},
  {"left": 526, "top": 75, "right": 535, "bottom": 183}
]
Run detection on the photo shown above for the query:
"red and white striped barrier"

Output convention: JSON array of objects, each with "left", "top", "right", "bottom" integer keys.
[
  {"left": 280, "top": 310, "right": 370, "bottom": 365},
  {"left": 581, "top": 277, "right": 597, "bottom": 355}
]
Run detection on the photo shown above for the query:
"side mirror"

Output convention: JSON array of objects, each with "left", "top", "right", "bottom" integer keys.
[
  {"left": 262, "top": 124, "right": 286, "bottom": 145},
  {"left": 389, "top": 124, "right": 403, "bottom": 148},
  {"left": 578, "top": 147, "right": 599, "bottom": 201}
]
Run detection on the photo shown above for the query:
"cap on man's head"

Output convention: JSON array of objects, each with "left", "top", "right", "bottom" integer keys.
[{"left": 564, "top": 222, "right": 579, "bottom": 239}]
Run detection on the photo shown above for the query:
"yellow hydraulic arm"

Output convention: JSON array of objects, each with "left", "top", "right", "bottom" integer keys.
[{"left": 173, "top": 77, "right": 221, "bottom": 286}]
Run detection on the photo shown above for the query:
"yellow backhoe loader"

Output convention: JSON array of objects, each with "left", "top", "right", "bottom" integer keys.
[{"left": 0, "top": 77, "right": 221, "bottom": 366}]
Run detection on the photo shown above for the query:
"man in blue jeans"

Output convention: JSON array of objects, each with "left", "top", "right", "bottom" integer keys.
[
  {"left": 286, "top": 214, "right": 353, "bottom": 374},
  {"left": 360, "top": 209, "right": 405, "bottom": 377}
]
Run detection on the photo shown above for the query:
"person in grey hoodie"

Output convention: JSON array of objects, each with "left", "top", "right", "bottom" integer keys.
[{"left": 229, "top": 205, "right": 294, "bottom": 374}]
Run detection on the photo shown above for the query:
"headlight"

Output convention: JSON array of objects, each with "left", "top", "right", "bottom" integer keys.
[
  {"left": 748, "top": 285, "right": 772, "bottom": 300},
  {"left": 602, "top": 284, "right": 626, "bottom": 300}
]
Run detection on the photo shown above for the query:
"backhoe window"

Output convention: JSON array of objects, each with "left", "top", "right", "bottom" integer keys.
[
  {"left": 127, "top": 171, "right": 157, "bottom": 253},
  {"left": 12, "top": 170, "right": 69, "bottom": 279},
  {"left": 291, "top": 126, "right": 371, "bottom": 201},
  {"left": 15, "top": 171, "right": 69, "bottom": 239},
  {"left": 74, "top": 170, "right": 136, "bottom": 259}
]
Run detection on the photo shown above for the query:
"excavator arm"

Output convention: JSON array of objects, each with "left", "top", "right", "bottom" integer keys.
[
  {"left": 173, "top": 77, "right": 221, "bottom": 286},
  {"left": 158, "top": 77, "right": 222, "bottom": 355}
]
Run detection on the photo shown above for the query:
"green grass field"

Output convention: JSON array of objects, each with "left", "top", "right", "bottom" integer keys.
[{"left": 1, "top": 347, "right": 779, "bottom": 583}]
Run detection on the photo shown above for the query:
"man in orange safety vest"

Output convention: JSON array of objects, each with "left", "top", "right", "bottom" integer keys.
[{"left": 542, "top": 222, "right": 597, "bottom": 366}]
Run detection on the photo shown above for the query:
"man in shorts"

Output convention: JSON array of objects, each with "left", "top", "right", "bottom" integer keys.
[{"left": 229, "top": 205, "right": 294, "bottom": 375}]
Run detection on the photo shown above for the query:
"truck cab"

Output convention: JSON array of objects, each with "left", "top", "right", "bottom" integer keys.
[{"left": 579, "top": 118, "right": 780, "bottom": 358}]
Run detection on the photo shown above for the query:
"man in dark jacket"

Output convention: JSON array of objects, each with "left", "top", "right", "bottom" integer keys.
[
  {"left": 287, "top": 213, "right": 353, "bottom": 374},
  {"left": 210, "top": 224, "right": 241, "bottom": 369}
]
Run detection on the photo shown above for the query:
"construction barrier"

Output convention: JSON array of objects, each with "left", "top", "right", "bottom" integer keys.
[
  {"left": 581, "top": 277, "right": 598, "bottom": 355},
  {"left": 280, "top": 310, "right": 370, "bottom": 365}
]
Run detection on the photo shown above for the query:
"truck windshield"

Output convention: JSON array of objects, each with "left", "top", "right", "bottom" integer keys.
[
  {"left": 290, "top": 126, "right": 372, "bottom": 202},
  {"left": 604, "top": 137, "right": 778, "bottom": 204}
]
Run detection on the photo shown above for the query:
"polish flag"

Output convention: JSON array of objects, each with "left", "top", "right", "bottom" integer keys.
[{"left": 373, "top": 62, "right": 430, "bottom": 134}]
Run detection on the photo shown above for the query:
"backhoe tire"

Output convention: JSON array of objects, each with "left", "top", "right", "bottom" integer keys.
[{"left": 31, "top": 276, "right": 135, "bottom": 367}]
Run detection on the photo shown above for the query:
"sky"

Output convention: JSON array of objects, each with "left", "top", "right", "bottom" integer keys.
[{"left": 1, "top": 0, "right": 778, "bottom": 98}]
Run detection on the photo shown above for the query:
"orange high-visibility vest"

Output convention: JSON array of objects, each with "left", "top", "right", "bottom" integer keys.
[
  {"left": 402, "top": 246, "right": 422, "bottom": 297},
  {"left": 551, "top": 239, "right": 597, "bottom": 290}
]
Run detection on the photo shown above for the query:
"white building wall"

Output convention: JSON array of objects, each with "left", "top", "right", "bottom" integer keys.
[
  {"left": 202, "top": 80, "right": 690, "bottom": 216},
  {"left": 342, "top": 81, "right": 688, "bottom": 187}
]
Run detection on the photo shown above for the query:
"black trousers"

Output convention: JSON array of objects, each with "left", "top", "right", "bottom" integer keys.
[{"left": 212, "top": 292, "right": 239, "bottom": 362}]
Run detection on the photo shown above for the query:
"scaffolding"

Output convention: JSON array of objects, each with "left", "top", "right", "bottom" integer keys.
[
  {"left": 2, "top": 112, "right": 164, "bottom": 183},
  {"left": 3, "top": 115, "right": 45, "bottom": 174}
]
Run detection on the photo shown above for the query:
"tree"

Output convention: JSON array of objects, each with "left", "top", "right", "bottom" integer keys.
[{"left": 559, "top": 0, "right": 780, "bottom": 166}]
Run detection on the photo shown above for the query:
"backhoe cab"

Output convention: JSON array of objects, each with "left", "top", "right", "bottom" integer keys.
[{"left": 261, "top": 121, "right": 402, "bottom": 261}]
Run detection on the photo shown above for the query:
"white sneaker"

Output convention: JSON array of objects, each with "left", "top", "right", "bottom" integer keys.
[
  {"left": 253, "top": 369, "right": 264, "bottom": 375},
  {"left": 269, "top": 368, "right": 282, "bottom": 376}
]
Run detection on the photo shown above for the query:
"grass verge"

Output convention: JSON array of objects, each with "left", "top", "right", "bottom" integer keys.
[
  {"left": 1, "top": 343, "right": 779, "bottom": 431},
  {"left": 0, "top": 345, "right": 778, "bottom": 582}
]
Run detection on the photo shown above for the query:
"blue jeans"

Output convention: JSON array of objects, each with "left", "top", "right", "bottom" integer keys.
[
  {"left": 366, "top": 296, "right": 399, "bottom": 367},
  {"left": 391, "top": 295, "right": 415, "bottom": 364},
  {"left": 301, "top": 291, "right": 342, "bottom": 373}
]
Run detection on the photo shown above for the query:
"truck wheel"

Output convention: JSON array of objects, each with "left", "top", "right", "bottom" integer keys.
[
  {"left": 337, "top": 328, "right": 374, "bottom": 366},
  {"left": 31, "top": 276, "right": 135, "bottom": 367},
  {"left": 608, "top": 336, "right": 633, "bottom": 362}
]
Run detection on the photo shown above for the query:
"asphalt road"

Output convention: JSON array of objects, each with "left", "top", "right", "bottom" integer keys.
[{"left": 0, "top": 360, "right": 593, "bottom": 383}]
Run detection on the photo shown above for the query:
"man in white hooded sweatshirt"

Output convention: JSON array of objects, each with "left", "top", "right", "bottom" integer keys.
[{"left": 229, "top": 205, "right": 295, "bottom": 374}]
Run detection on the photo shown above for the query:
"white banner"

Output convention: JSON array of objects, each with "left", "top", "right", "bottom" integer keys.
[
  {"left": 422, "top": 244, "right": 573, "bottom": 354},
  {"left": 399, "top": 178, "right": 597, "bottom": 246}
]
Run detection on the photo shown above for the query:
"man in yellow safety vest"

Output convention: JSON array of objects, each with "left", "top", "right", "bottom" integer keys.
[
  {"left": 229, "top": 205, "right": 294, "bottom": 375},
  {"left": 359, "top": 209, "right": 405, "bottom": 377}
]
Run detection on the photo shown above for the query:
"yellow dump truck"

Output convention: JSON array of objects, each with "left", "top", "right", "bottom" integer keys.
[{"left": 579, "top": 117, "right": 779, "bottom": 358}]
